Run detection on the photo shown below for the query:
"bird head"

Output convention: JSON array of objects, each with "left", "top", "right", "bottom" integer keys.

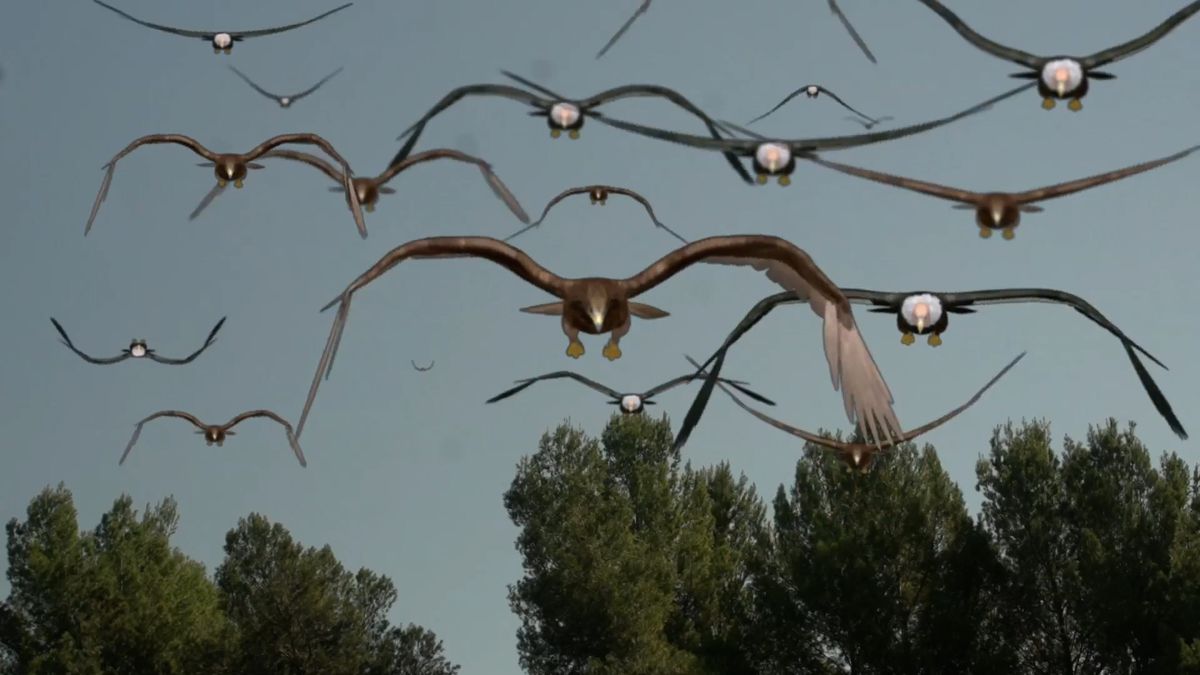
[{"left": 900, "top": 293, "right": 943, "bottom": 334}]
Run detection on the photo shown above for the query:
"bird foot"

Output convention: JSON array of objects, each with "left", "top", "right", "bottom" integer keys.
[
  {"left": 365, "top": 203, "right": 375, "bottom": 213},
  {"left": 1068, "top": 98, "right": 1083, "bottom": 112},
  {"left": 568, "top": 129, "right": 580, "bottom": 140},
  {"left": 234, "top": 179, "right": 244, "bottom": 189},
  {"left": 602, "top": 341, "right": 622, "bottom": 361},
  {"left": 550, "top": 129, "right": 562, "bottom": 139},
  {"left": 927, "top": 333, "right": 942, "bottom": 347},
  {"left": 217, "top": 179, "right": 227, "bottom": 188},
  {"left": 566, "top": 340, "right": 585, "bottom": 359},
  {"left": 1001, "top": 227, "right": 1015, "bottom": 240},
  {"left": 755, "top": 174, "right": 768, "bottom": 185},
  {"left": 777, "top": 175, "right": 791, "bottom": 187},
  {"left": 222, "top": 48, "right": 231, "bottom": 55},
  {"left": 978, "top": 227, "right": 993, "bottom": 239},
  {"left": 900, "top": 332, "right": 915, "bottom": 346},
  {"left": 212, "top": 48, "right": 221, "bottom": 54},
  {"left": 1041, "top": 97, "right": 1056, "bottom": 110}
]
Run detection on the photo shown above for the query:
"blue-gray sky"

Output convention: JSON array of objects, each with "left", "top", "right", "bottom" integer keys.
[{"left": 1, "top": 1, "right": 1197, "bottom": 671}]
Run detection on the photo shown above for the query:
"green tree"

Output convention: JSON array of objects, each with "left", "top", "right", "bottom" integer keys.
[
  {"left": 756, "top": 436, "right": 1006, "bottom": 675},
  {"left": 977, "top": 419, "right": 1200, "bottom": 674},
  {"left": 0, "top": 485, "right": 231, "bottom": 675},
  {"left": 214, "top": 512, "right": 459, "bottom": 675},
  {"left": 504, "top": 414, "right": 770, "bottom": 675}
]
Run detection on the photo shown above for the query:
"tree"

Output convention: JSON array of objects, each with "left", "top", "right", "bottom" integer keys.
[
  {"left": 214, "top": 512, "right": 459, "bottom": 675},
  {"left": 504, "top": 414, "right": 770, "bottom": 674},
  {"left": 0, "top": 485, "right": 231, "bottom": 675},
  {"left": 756, "top": 436, "right": 1007, "bottom": 675},
  {"left": 977, "top": 418, "right": 1200, "bottom": 674}
]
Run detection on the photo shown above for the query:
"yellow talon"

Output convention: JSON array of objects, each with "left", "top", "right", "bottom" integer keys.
[
  {"left": 212, "top": 48, "right": 221, "bottom": 54},
  {"left": 223, "top": 48, "right": 231, "bottom": 54},
  {"left": 233, "top": 179, "right": 244, "bottom": 189},
  {"left": 755, "top": 174, "right": 768, "bottom": 185},
  {"left": 1068, "top": 98, "right": 1082, "bottom": 112},
  {"left": 978, "top": 227, "right": 993, "bottom": 239},
  {"left": 217, "top": 179, "right": 227, "bottom": 188},
  {"left": 900, "top": 332, "right": 915, "bottom": 346},
  {"left": 550, "top": 129, "right": 562, "bottom": 139},
  {"left": 568, "top": 129, "right": 580, "bottom": 140},
  {"left": 778, "top": 175, "right": 791, "bottom": 186},
  {"left": 1041, "top": 97, "right": 1056, "bottom": 110},
  {"left": 365, "top": 203, "right": 375, "bottom": 213},
  {"left": 1002, "top": 227, "right": 1015, "bottom": 240},
  {"left": 602, "top": 341, "right": 622, "bottom": 361},
  {"left": 928, "top": 333, "right": 943, "bottom": 347},
  {"left": 566, "top": 340, "right": 585, "bottom": 359}
]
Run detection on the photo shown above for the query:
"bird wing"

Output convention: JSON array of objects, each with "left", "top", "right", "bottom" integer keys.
[
  {"left": 91, "top": 0, "right": 212, "bottom": 38},
  {"left": 711, "top": 351, "right": 1026, "bottom": 448},
  {"left": 1011, "top": 144, "right": 1200, "bottom": 204},
  {"left": 87, "top": 134, "right": 217, "bottom": 235},
  {"left": 224, "top": 410, "right": 307, "bottom": 467},
  {"left": 486, "top": 371, "right": 621, "bottom": 404},
  {"left": 289, "top": 66, "right": 345, "bottom": 101},
  {"left": 1082, "top": 0, "right": 1200, "bottom": 67},
  {"left": 604, "top": 186, "right": 688, "bottom": 243},
  {"left": 622, "top": 235, "right": 900, "bottom": 446},
  {"left": 656, "top": 360, "right": 778, "bottom": 406},
  {"left": 411, "top": 360, "right": 435, "bottom": 371},
  {"left": 828, "top": 0, "right": 878, "bottom": 63},
  {"left": 804, "top": 156, "right": 979, "bottom": 204},
  {"left": 233, "top": 3, "right": 354, "bottom": 38},
  {"left": 260, "top": 148, "right": 344, "bottom": 182},
  {"left": 940, "top": 288, "right": 1185, "bottom": 439},
  {"left": 527, "top": 186, "right": 591, "bottom": 227},
  {"left": 49, "top": 318, "right": 130, "bottom": 364},
  {"left": 147, "top": 317, "right": 226, "bottom": 365},
  {"left": 241, "top": 133, "right": 365, "bottom": 238},
  {"left": 914, "top": 0, "right": 1042, "bottom": 67},
  {"left": 839, "top": 288, "right": 908, "bottom": 309},
  {"left": 228, "top": 66, "right": 281, "bottom": 101},
  {"left": 120, "top": 410, "right": 206, "bottom": 465},
  {"left": 188, "top": 183, "right": 227, "bottom": 221},
  {"left": 596, "top": 0, "right": 652, "bottom": 58}
]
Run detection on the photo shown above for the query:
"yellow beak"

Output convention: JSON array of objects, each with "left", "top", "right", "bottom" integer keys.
[{"left": 916, "top": 317, "right": 925, "bottom": 333}]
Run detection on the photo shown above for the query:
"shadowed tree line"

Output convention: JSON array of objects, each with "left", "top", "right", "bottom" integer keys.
[
  {"left": 504, "top": 415, "right": 1200, "bottom": 675},
  {"left": 0, "top": 488, "right": 459, "bottom": 675}
]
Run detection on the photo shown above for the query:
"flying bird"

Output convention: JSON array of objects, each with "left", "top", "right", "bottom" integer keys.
[
  {"left": 596, "top": 0, "right": 652, "bottom": 59},
  {"left": 85, "top": 133, "right": 365, "bottom": 238},
  {"left": 827, "top": 0, "right": 878, "bottom": 64},
  {"left": 485, "top": 366, "right": 776, "bottom": 413},
  {"left": 50, "top": 317, "right": 225, "bottom": 366},
  {"left": 228, "top": 65, "right": 343, "bottom": 108},
  {"left": 120, "top": 409, "right": 307, "bottom": 467},
  {"left": 505, "top": 185, "right": 686, "bottom": 244},
  {"left": 803, "top": 143, "right": 1200, "bottom": 239},
  {"left": 914, "top": 0, "right": 1200, "bottom": 111},
  {"left": 90, "top": 0, "right": 353, "bottom": 54},
  {"left": 746, "top": 84, "right": 881, "bottom": 126},
  {"left": 590, "top": 81, "right": 1034, "bottom": 185},
  {"left": 843, "top": 115, "right": 894, "bottom": 130},
  {"left": 411, "top": 360, "right": 435, "bottom": 372},
  {"left": 700, "top": 352, "right": 1025, "bottom": 472},
  {"left": 294, "top": 235, "right": 902, "bottom": 448},
  {"left": 390, "top": 70, "right": 751, "bottom": 183},
  {"left": 682, "top": 288, "right": 1187, "bottom": 443},
  {"left": 188, "top": 147, "right": 529, "bottom": 226}
]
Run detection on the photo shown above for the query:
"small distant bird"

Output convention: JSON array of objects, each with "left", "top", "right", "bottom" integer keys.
[
  {"left": 915, "top": 0, "right": 1200, "bottom": 111},
  {"left": 120, "top": 409, "right": 307, "bottom": 467},
  {"left": 85, "top": 133, "right": 364, "bottom": 238},
  {"left": 804, "top": 143, "right": 1200, "bottom": 239},
  {"left": 485, "top": 366, "right": 775, "bottom": 413},
  {"left": 391, "top": 70, "right": 750, "bottom": 183},
  {"left": 411, "top": 360, "right": 435, "bottom": 372},
  {"left": 702, "top": 352, "right": 1025, "bottom": 472},
  {"left": 90, "top": 0, "right": 353, "bottom": 54},
  {"left": 50, "top": 317, "right": 225, "bottom": 365},
  {"left": 746, "top": 84, "right": 881, "bottom": 126},
  {"left": 843, "top": 115, "right": 893, "bottom": 130},
  {"left": 505, "top": 185, "right": 686, "bottom": 244},
  {"left": 228, "top": 65, "right": 343, "bottom": 108}
]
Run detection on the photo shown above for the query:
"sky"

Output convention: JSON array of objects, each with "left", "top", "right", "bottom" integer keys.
[{"left": 1, "top": 0, "right": 1198, "bottom": 672}]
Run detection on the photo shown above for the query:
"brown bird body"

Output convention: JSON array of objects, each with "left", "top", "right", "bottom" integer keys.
[
  {"left": 296, "top": 235, "right": 900, "bottom": 449},
  {"left": 189, "top": 147, "right": 530, "bottom": 226},
  {"left": 706, "top": 352, "right": 1025, "bottom": 472},
  {"left": 805, "top": 143, "right": 1200, "bottom": 239},
  {"left": 120, "top": 409, "right": 307, "bottom": 467},
  {"left": 86, "top": 133, "right": 365, "bottom": 237}
]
